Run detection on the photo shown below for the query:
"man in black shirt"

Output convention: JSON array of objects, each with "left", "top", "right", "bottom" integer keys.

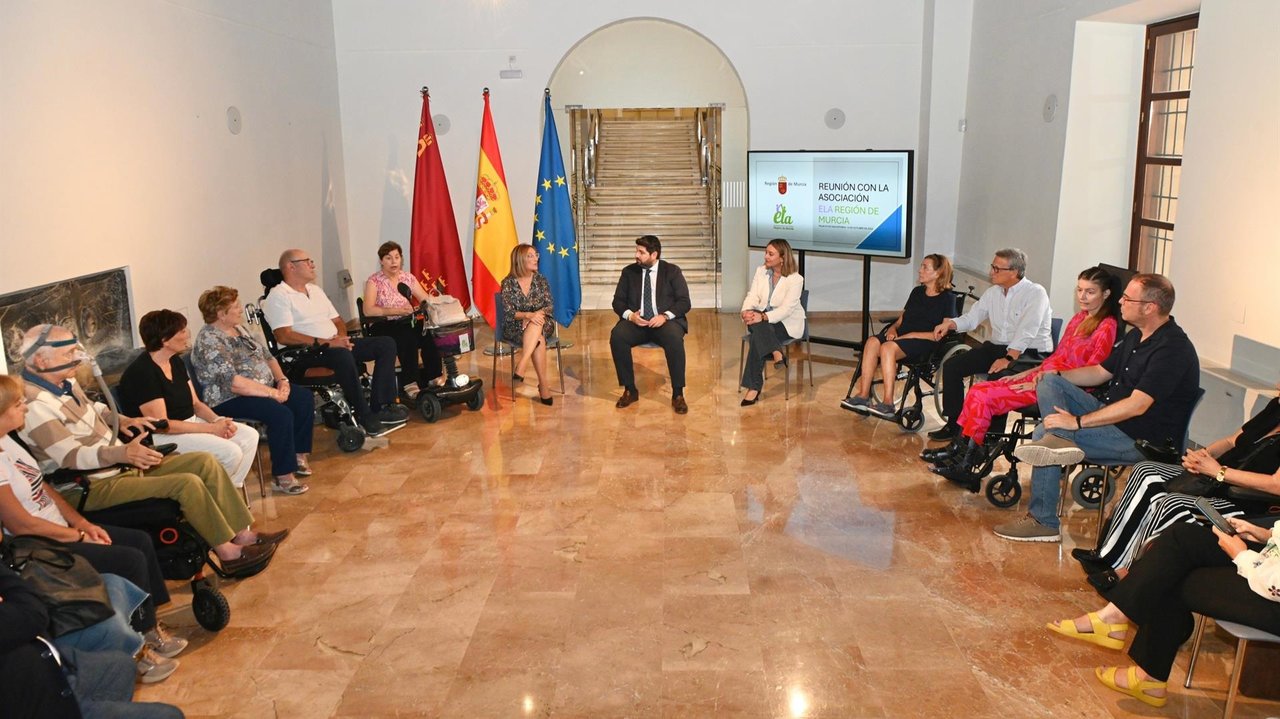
[{"left": 995, "top": 274, "right": 1199, "bottom": 542}]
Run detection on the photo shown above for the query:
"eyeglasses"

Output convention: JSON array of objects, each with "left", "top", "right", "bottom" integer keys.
[
  {"left": 1119, "top": 295, "right": 1155, "bottom": 305},
  {"left": 990, "top": 264, "right": 1015, "bottom": 273},
  {"left": 289, "top": 258, "right": 315, "bottom": 266}
]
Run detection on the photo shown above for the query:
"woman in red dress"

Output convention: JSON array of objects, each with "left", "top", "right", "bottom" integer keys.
[{"left": 925, "top": 266, "right": 1120, "bottom": 487}]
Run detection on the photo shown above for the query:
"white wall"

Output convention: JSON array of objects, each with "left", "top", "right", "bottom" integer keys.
[
  {"left": 331, "top": 0, "right": 969, "bottom": 314},
  {"left": 0, "top": 0, "right": 351, "bottom": 355},
  {"left": 1048, "top": 21, "right": 1144, "bottom": 314},
  {"left": 1169, "top": 0, "right": 1280, "bottom": 366}
]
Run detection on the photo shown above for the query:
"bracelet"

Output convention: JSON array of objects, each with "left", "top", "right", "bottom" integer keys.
[
  {"left": 1075, "top": 414, "right": 1083, "bottom": 430},
  {"left": 77, "top": 529, "right": 86, "bottom": 542}
]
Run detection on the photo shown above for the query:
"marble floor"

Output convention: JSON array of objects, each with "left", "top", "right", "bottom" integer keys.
[{"left": 136, "top": 311, "right": 1276, "bottom": 718}]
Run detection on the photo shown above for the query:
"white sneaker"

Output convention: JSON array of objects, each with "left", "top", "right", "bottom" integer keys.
[
  {"left": 1013, "top": 433, "right": 1086, "bottom": 467},
  {"left": 136, "top": 647, "right": 179, "bottom": 684},
  {"left": 144, "top": 622, "right": 188, "bottom": 658}
]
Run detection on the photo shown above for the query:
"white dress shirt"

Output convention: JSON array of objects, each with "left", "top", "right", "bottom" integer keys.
[
  {"left": 262, "top": 282, "right": 341, "bottom": 339},
  {"left": 950, "top": 277, "right": 1053, "bottom": 353},
  {"left": 621, "top": 259, "right": 675, "bottom": 321}
]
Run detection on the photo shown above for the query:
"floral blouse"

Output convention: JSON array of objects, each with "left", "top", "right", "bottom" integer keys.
[
  {"left": 367, "top": 270, "right": 424, "bottom": 319},
  {"left": 191, "top": 323, "right": 278, "bottom": 408},
  {"left": 500, "top": 274, "right": 554, "bottom": 344}
]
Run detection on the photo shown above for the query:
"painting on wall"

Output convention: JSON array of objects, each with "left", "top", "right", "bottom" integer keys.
[{"left": 0, "top": 267, "right": 136, "bottom": 376}]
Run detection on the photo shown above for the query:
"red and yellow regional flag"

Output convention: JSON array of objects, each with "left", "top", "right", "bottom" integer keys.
[
  {"left": 470, "top": 89, "right": 518, "bottom": 327},
  {"left": 409, "top": 88, "right": 470, "bottom": 310}
]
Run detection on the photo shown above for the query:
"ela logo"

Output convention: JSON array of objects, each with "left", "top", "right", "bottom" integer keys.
[{"left": 773, "top": 204, "right": 793, "bottom": 225}]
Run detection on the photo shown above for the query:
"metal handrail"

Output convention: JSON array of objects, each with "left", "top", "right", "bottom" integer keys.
[{"left": 585, "top": 110, "right": 600, "bottom": 187}]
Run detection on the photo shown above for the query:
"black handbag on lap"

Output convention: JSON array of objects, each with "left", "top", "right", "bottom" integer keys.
[
  {"left": 1163, "top": 470, "right": 1222, "bottom": 497},
  {"left": 1, "top": 535, "right": 114, "bottom": 637}
]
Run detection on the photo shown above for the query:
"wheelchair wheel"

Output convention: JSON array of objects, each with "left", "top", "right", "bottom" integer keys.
[
  {"left": 419, "top": 393, "right": 442, "bottom": 423},
  {"left": 465, "top": 388, "right": 484, "bottom": 412},
  {"left": 869, "top": 367, "right": 911, "bottom": 405},
  {"left": 337, "top": 426, "right": 364, "bottom": 453},
  {"left": 985, "top": 472, "right": 1022, "bottom": 509},
  {"left": 932, "top": 343, "right": 972, "bottom": 419},
  {"left": 1071, "top": 467, "right": 1115, "bottom": 510},
  {"left": 898, "top": 406, "right": 925, "bottom": 433},
  {"left": 192, "top": 581, "right": 230, "bottom": 632}
]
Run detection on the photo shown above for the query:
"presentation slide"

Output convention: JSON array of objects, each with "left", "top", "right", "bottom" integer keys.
[{"left": 747, "top": 150, "right": 913, "bottom": 258}]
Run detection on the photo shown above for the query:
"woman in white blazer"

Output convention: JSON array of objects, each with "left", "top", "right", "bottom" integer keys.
[{"left": 739, "top": 239, "right": 806, "bottom": 406}]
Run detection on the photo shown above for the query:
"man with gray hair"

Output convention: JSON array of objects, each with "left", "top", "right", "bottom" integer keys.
[{"left": 926, "top": 248, "right": 1054, "bottom": 444}]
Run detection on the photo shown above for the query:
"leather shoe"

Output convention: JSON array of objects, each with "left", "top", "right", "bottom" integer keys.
[
  {"left": 219, "top": 543, "right": 276, "bottom": 577},
  {"left": 927, "top": 423, "right": 961, "bottom": 441},
  {"left": 672, "top": 396, "right": 689, "bottom": 414},
  {"left": 920, "top": 438, "right": 966, "bottom": 463},
  {"left": 615, "top": 389, "right": 639, "bottom": 409},
  {"left": 253, "top": 528, "right": 289, "bottom": 546},
  {"left": 931, "top": 464, "right": 980, "bottom": 492}
]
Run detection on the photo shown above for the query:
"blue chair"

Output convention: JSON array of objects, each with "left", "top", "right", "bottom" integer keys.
[
  {"left": 1185, "top": 616, "right": 1280, "bottom": 719},
  {"left": 738, "top": 290, "right": 812, "bottom": 400},
  {"left": 489, "top": 290, "right": 565, "bottom": 402}
]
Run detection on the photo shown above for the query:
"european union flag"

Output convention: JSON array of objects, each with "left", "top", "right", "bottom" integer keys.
[{"left": 532, "top": 92, "right": 580, "bottom": 327}]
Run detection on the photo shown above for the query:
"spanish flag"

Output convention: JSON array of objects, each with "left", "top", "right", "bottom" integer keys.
[{"left": 470, "top": 89, "right": 517, "bottom": 327}]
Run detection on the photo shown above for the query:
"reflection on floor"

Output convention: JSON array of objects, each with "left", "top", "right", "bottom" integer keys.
[{"left": 137, "top": 310, "right": 1273, "bottom": 718}]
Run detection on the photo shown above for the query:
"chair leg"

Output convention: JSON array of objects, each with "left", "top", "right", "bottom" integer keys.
[
  {"left": 806, "top": 338, "right": 814, "bottom": 386},
  {"left": 784, "top": 347, "right": 791, "bottom": 401},
  {"left": 1095, "top": 472, "right": 1110, "bottom": 536},
  {"left": 1184, "top": 614, "right": 1208, "bottom": 688},
  {"left": 1224, "top": 636, "right": 1249, "bottom": 719},
  {"left": 555, "top": 343, "right": 565, "bottom": 395},
  {"left": 491, "top": 340, "right": 500, "bottom": 407},
  {"left": 509, "top": 353, "right": 517, "bottom": 401},
  {"left": 255, "top": 444, "right": 268, "bottom": 499},
  {"left": 738, "top": 337, "right": 747, "bottom": 391}
]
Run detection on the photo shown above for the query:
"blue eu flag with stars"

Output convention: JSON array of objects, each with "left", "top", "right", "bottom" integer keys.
[{"left": 532, "top": 92, "right": 580, "bottom": 327}]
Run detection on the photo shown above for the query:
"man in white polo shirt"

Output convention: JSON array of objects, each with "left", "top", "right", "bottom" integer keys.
[{"left": 263, "top": 249, "right": 407, "bottom": 436}]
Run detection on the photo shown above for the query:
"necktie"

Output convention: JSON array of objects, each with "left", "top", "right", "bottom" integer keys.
[{"left": 642, "top": 269, "right": 654, "bottom": 320}]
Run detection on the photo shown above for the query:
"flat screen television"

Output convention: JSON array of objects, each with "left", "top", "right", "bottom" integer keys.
[{"left": 747, "top": 149, "right": 913, "bottom": 258}]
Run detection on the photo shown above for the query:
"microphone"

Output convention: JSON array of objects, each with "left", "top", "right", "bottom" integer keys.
[{"left": 397, "top": 282, "right": 416, "bottom": 327}]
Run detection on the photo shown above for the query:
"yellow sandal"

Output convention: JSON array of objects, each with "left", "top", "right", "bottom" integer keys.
[
  {"left": 1046, "top": 611, "right": 1128, "bottom": 650},
  {"left": 1095, "top": 666, "right": 1167, "bottom": 707}
]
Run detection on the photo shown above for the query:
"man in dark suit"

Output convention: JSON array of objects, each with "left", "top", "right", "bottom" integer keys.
[{"left": 610, "top": 235, "right": 692, "bottom": 414}]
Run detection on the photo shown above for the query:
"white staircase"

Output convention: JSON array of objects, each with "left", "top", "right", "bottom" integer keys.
[{"left": 581, "top": 117, "right": 716, "bottom": 303}]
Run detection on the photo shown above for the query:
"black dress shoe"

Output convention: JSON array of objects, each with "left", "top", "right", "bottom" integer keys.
[
  {"left": 927, "top": 423, "right": 961, "bottom": 441},
  {"left": 1071, "top": 547, "right": 1112, "bottom": 575},
  {"left": 740, "top": 393, "right": 758, "bottom": 407},
  {"left": 220, "top": 543, "right": 276, "bottom": 578},
  {"left": 931, "top": 463, "right": 981, "bottom": 492},
  {"left": 920, "top": 438, "right": 966, "bottom": 463},
  {"left": 1087, "top": 568, "right": 1120, "bottom": 595},
  {"left": 513, "top": 373, "right": 524, "bottom": 383},
  {"left": 672, "top": 395, "right": 689, "bottom": 414},
  {"left": 616, "top": 389, "right": 639, "bottom": 409}
]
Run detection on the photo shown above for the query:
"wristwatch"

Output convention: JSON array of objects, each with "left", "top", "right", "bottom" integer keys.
[{"left": 1215, "top": 467, "right": 1228, "bottom": 482}]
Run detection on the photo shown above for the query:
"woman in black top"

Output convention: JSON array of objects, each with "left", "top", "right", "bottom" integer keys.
[
  {"left": 117, "top": 310, "right": 262, "bottom": 492},
  {"left": 1078, "top": 383, "right": 1280, "bottom": 573},
  {"left": 842, "top": 254, "right": 957, "bottom": 418}
]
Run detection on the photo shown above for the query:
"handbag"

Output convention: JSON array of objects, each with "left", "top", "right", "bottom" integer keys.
[
  {"left": 425, "top": 294, "right": 467, "bottom": 326},
  {"left": 2, "top": 535, "right": 114, "bottom": 637},
  {"left": 1163, "top": 470, "right": 1222, "bottom": 497}
]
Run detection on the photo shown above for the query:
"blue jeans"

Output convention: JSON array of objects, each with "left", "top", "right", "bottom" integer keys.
[
  {"left": 55, "top": 574, "right": 146, "bottom": 658},
  {"left": 215, "top": 388, "right": 315, "bottom": 477},
  {"left": 1028, "top": 375, "right": 1145, "bottom": 529}
]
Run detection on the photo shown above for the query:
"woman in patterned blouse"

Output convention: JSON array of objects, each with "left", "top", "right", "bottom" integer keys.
[
  {"left": 191, "top": 286, "right": 314, "bottom": 495},
  {"left": 500, "top": 244, "right": 555, "bottom": 406},
  {"left": 361, "top": 241, "right": 444, "bottom": 396}
]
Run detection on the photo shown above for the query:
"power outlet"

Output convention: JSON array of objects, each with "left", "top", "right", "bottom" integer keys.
[{"left": 337, "top": 270, "right": 353, "bottom": 289}]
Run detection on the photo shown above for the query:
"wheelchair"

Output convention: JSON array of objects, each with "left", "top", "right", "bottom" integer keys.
[
  {"left": 78, "top": 495, "right": 238, "bottom": 632},
  {"left": 842, "top": 286, "right": 977, "bottom": 432},
  {"left": 355, "top": 297, "right": 483, "bottom": 423},
  {"left": 251, "top": 269, "right": 366, "bottom": 452}
]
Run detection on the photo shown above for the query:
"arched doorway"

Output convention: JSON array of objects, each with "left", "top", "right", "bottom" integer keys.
[{"left": 548, "top": 18, "right": 749, "bottom": 310}]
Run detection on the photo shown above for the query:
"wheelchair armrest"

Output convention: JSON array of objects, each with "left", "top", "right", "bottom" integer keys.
[{"left": 1134, "top": 439, "right": 1180, "bottom": 465}]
